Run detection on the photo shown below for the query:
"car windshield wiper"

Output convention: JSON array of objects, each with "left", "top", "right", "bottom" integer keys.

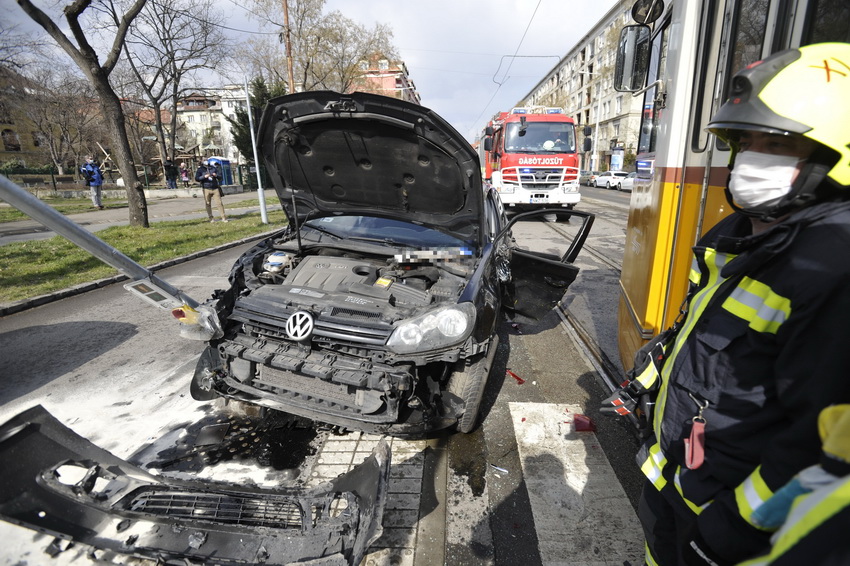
[
  {"left": 347, "top": 236, "right": 399, "bottom": 246},
  {"left": 303, "top": 223, "right": 342, "bottom": 239}
]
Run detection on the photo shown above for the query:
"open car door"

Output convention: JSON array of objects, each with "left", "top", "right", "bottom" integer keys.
[{"left": 502, "top": 209, "right": 594, "bottom": 323}]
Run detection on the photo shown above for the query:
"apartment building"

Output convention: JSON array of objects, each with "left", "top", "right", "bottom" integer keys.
[
  {"left": 353, "top": 56, "right": 422, "bottom": 105},
  {"left": 174, "top": 85, "right": 245, "bottom": 164},
  {"left": 519, "top": 3, "right": 643, "bottom": 172}
]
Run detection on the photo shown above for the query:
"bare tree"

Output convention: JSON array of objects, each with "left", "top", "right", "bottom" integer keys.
[
  {"left": 121, "top": 0, "right": 230, "bottom": 165},
  {"left": 16, "top": 0, "right": 151, "bottom": 227},
  {"left": 9, "top": 66, "right": 104, "bottom": 174},
  {"left": 245, "top": 0, "right": 398, "bottom": 92}
]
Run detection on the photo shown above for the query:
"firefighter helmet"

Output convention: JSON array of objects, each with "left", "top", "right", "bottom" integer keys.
[{"left": 707, "top": 42, "right": 850, "bottom": 216}]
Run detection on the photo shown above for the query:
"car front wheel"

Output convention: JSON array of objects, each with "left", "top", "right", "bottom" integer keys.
[
  {"left": 605, "top": 181, "right": 611, "bottom": 189},
  {"left": 448, "top": 337, "right": 498, "bottom": 433}
]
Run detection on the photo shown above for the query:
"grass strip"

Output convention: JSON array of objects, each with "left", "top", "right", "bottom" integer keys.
[
  {"left": 0, "top": 196, "right": 283, "bottom": 223},
  {"left": 0, "top": 210, "right": 287, "bottom": 304}
]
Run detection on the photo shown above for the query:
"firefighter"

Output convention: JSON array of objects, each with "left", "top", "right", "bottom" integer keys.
[{"left": 629, "top": 42, "right": 850, "bottom": 565}]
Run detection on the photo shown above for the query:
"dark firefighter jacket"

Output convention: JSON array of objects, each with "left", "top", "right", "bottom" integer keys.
[{"left": 638, "top": 199, "right": 850, "bottom": 563}]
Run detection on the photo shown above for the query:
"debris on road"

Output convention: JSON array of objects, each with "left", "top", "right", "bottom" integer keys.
[{"left": 507, "top": 369, "right": 525, "bottom": 384}]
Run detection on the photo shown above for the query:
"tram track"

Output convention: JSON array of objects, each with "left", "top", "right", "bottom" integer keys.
[{"left": 539, "top": 212, "right": 649, "bottom": 438}]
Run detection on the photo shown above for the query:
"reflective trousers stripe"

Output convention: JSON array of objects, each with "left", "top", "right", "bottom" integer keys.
[
  {"left": 723, "top": 276, "right": 791, "bottom": 334},
  {"left": 735, "top": 466, "right": 776, "bottom": 531}
]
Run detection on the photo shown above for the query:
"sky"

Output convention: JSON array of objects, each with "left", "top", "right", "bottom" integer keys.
[
  {"left": 321, "top": 0, "right": 621, "bottom": 141},
  {"left": 2, "top": 0, "right": 621, "bottom": 142}
]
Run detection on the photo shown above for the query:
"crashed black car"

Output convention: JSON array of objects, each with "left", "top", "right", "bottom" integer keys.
[{"left": 190, "top": 91, "right": 593, "bottom": 435}]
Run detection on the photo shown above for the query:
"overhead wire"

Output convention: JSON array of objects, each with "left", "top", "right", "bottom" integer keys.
[{"left": 470, "top": 0, "right": 544, "bottom": 138}]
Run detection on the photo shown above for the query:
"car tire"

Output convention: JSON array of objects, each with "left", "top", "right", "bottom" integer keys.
[
  {"left": 605, "top": 181, "right": 611, "bottom": 189},
  {"left": 448, "top": 337, "right": 498, "bottom": 433}
]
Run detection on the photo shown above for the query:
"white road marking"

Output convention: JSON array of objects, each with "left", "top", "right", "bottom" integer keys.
[{"left": 509, "top": 402, "right": 643, "bottom": 566}]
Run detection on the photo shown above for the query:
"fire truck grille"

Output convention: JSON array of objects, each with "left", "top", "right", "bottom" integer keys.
[{"left": 501, "top": 167, "right": 577, "bottom": 189}]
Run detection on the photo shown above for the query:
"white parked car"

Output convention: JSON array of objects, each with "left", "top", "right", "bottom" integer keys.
[
  {"left": 618, "top": 172, "right": 637, "bottom": 192},
  {"left": 593, "top": 171, "right": 629, "bottom": 189}
]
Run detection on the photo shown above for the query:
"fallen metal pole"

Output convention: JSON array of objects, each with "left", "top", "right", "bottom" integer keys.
[{"left": 0, "top": 174, "right": 199, "bottom": 308}]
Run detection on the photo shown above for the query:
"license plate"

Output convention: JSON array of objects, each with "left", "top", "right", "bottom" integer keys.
[{"left": 529, "top": 198, "right": 548, "bottom": 204}]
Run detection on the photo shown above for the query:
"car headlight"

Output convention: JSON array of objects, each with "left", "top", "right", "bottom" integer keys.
[{"left": 387, "top": 303, "right": 476, "bottom": 354}]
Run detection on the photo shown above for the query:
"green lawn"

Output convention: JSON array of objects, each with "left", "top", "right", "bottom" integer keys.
[{"left": 0, "top": 210, "right": 288, "bottom": 304}]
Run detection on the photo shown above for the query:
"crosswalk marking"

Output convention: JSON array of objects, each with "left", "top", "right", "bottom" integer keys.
[{"left": 509, "top": 402, "right": 643, "bottom": 565}]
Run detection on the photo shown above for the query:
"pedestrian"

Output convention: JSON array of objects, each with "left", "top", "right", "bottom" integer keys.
[
  {"left": 163, "top": 158, "right": 178, "bottom": 190},
  {"left": 80, "top": 155, "right": 104, "bottom": 210},
  {"left": 195, "top": 158, "right": 228, "bottom": 222},
  {"left": 179, "top": 162, "right": 190, "bottom": 188},
  {"left": 601, "top": 43, "right": 850, "bottom": 565}
]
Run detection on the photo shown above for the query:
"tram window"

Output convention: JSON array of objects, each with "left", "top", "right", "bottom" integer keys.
[
  {"left": 637, "top": 25, "right": 669, "bottom": 155},
  {"left": 804, "top": 0, "right": 850, "bottom": 43},
  {"left": 715, "top": 0, "right": 771, "bottom": 151},
  {"left": 731, "top": 0, "right": 770, "bottom": 73}
]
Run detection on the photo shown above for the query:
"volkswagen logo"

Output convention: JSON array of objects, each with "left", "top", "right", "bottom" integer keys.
[{"left": 285, "top": 311, "right": 314, "bottom": 342}]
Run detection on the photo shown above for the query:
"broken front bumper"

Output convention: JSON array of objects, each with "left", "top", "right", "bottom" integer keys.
[{"left": 0, "top": 405, "right": 390, "bottom": 565}]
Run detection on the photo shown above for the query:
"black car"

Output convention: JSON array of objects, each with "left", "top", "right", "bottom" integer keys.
[{"left": 190, "top": 92, "right": 593, "bottom": 436}]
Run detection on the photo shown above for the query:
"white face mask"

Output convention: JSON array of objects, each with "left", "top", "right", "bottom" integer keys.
[{"left": 728, "top": 151, "right": 802, "bottom": 211}]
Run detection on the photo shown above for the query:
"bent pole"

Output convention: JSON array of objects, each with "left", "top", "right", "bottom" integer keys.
[{"left": 0, "top": 175, "right": 199, "bottom": 308}]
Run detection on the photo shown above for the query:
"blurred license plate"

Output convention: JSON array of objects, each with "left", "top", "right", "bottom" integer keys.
[{"left": 529, "top": 198, "right": 548, "bottom": 203}]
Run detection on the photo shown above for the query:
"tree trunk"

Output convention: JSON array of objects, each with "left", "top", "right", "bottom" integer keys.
[{"left": 93, "top": 76, "right": 149, "bottom": 227}]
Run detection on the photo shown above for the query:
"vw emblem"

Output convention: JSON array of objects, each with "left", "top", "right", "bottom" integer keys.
[{"left": 285, "top": 311, "right": 314, "bottom": 342}]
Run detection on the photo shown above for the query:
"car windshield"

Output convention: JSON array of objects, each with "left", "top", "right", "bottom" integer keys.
[
  {"left": 504, "top": 122, "right": 576, "bottom": 154},
  {"left": 303, "top": 215, "right": 471, "bottom": 250}
]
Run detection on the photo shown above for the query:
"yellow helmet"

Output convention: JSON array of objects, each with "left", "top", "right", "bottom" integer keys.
[{"left": 708, "top": 43, "right": 850, "bottom": 195}]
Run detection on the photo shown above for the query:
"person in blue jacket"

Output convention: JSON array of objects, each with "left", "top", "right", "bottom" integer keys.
[{"left": 80, "top": 156, "right": 104, "bottom": 210}]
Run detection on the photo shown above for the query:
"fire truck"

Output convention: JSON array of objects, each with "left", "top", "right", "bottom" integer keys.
[{"left": 481, "top": 107, "right": 581, "bottom": 211}]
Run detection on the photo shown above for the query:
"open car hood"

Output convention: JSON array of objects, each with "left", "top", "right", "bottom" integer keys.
[
  {"left": 258, "top": 91, "right": 485, "bottom": 246},
  {"left": 0, "top": 406, "right": 390, "bottom": 565}
]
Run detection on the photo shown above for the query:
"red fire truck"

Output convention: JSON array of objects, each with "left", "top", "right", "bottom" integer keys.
[{"left": 481, "top": 107, "right": 581, "bottom": 211}]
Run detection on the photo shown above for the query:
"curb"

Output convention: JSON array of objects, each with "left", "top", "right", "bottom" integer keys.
[{"left": 0, "top": 229, "right": 281, "bottom": 318}]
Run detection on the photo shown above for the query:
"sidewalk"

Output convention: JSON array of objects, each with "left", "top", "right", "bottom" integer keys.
[{"left": 0, "top": 190, "right": 276, "bottom": 245}]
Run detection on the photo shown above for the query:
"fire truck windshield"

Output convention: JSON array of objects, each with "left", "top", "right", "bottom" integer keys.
[{"left": 504, "top": 122, "right": 575, "bottom": 154}]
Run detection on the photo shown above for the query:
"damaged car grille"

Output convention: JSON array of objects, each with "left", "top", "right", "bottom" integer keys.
[
  {"left": 128, "top": 487, "right": 308, "bottom": 528},
  {"left": 231, "top": 297, "right": 394, "bottom": 346}
]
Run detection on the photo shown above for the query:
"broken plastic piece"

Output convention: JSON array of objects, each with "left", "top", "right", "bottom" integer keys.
[
  {"left": 490, "top": 464, "right": 509, "bottom": 474},
  {"left": 506, "top": 369, "right": 525, "bottom": 385},
  {"left": 574, "top": 414, "right": 596, "bottom": 432}
]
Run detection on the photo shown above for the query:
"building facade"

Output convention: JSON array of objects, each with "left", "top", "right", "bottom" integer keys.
[
  {"left": 519, "top": 3, "right": 643, "bottom": 172},
  {"left": 174, "top": 85, "right": 246, "bottom": 165},
  {"left": 352, "top": 56, "right": 421, "bottom": 105}
]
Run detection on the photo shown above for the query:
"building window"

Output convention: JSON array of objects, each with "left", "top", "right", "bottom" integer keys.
[
  {"left": 378, "top": 59, "right": 389, "bottom": 70},
  {"left": 2, "top": 129, "right": 21, "bottom": 151},
  {"left": 616, "top": 95, "right": 623, "bottom": 114},
  {"left": 359, "top": 60, "right": 368, "bottom": 71},
  {"left": 201, "top": 114, "right": 208, "bottom": 123},
  {"left": 0, "top": 102, "right": 12, "bottom": 124},
  {"left": 188, "top": 115, "right": 195, "bottom": 123}
]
